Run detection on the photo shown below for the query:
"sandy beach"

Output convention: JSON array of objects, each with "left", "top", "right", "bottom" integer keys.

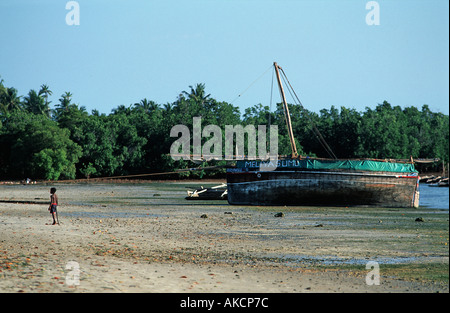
[{"left": 0, "top": 181, "right": 448, "bottom": 293}]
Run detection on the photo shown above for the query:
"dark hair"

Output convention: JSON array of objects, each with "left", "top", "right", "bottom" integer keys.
[{"left": 50, "top": 187, "right": 57, "bottom": 193}]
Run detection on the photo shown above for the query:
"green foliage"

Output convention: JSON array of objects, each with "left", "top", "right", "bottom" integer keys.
[
  {"left": 0, "top": 79, "right": 448, "bottom": 181},
  {"left": 79, "top": 162, "right": 97, "bottom": 179},
  {"left": 32, "top": 148, "right": 75, "bottom": 180},
  {"left": 0, "top": 110, "right": 81, "bottom": 179},
  {"left": 356, "top": 101, "right": 449, "bottom": 160}
]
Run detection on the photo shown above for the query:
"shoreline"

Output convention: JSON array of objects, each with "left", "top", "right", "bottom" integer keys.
[{"left": 0, "top": 182, "right": 448, "bottom": 293}]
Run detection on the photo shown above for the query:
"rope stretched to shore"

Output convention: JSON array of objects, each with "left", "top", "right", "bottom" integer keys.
[{"left": 28, "top": 165, "right": 226, "bottom": 184}]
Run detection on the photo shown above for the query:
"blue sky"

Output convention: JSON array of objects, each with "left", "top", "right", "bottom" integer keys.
[{"left": 0, "top": 0, "right": 448, "bottom": 115}]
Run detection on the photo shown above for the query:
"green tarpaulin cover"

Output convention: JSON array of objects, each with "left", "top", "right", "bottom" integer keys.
[{"left": 236, "top": 159, "right": 418, "bottom": 173}]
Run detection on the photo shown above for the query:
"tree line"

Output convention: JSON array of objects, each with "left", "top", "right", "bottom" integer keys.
[{"left": 1, "top": 78, "right": 448, "bottom": 180}]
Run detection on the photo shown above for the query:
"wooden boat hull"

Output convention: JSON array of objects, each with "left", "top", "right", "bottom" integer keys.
[{"left": 227, "top": 170, "right": 419, "bottom": 207}]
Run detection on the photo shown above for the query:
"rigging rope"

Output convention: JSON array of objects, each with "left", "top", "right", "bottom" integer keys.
[
  {"left": 230, "top": 65, "right": 273, "bottom": 105},
  {"left": 37, "top": 165, "right": 225, "bottom": 184},
  {"left": 278, "top": 67, "right": 338, "bottom": 160},
  {"left": 269, "top": 67, "right": 274, "bottom": 127}
]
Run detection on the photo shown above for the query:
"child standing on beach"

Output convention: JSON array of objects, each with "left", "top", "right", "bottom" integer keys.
[{"left": 48, "top": 187, "right": 59, "bottom": 225}]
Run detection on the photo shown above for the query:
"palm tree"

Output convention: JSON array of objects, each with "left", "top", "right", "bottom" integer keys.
[
  {"left": 163, "top": 103, "right": 173, "bottom": 112},
  {"left": 58, "top": 92, "right": 73, "bottom": 111},
  {"left": 2, "top": 87, "right": 22, "bottom": 112},
  {"left": 112, "top": 104, "right": 132, "bottom": 115},
  {"left": 23, "top": 89, "right": 50, "bottom": 117},
  {"left": 0, "top": 79, "right": 21, "bottom": 115},
  {"left": 39, "top": 84, "right": 53, "bottom": 107},
  {"left": 53, "top": 91, "right": 74, "bottom": 120},
  {"left": 134, "top": 98, "right": 159, "bottom": 114},
  {"left": 0, "top": 77, "right": 5, "bottom": 101},
  {"left": 182, "top": 83, "right": 211, "bottom": 105},
  {"left": 149, "top": 101, "right": 159, "bottom": 112}
]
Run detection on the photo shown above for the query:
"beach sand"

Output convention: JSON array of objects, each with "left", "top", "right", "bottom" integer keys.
[{"left": 0, "top": 182, "right": 448, "bottom": 293}]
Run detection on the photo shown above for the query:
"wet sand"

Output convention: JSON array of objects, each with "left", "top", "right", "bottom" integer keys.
[{"left": 0, "top": 182, "right": 448, "bottom": 293}]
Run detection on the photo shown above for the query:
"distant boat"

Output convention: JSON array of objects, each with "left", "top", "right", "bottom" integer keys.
[
  {"left": 226, "top": 62, "right": 420, "bottom": 208},
  {"left": 438, "top": 178, "right": 449, "bottom": 187},
  {"left": 429, "top": 177, "right": 449, "bottom": 188}
]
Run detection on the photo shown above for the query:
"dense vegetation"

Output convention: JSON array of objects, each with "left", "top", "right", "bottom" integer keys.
[{"left": 1, "top": 78, "right": 448, "bottom": 180}]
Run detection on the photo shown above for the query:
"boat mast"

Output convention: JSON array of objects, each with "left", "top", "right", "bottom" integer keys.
[{"left": 274, "top": 62, "right": 298, "bottom": 158}]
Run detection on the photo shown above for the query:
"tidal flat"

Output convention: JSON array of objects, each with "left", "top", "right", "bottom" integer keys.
[{"left": 0, "top": 181, "right": 448, "bottom": 293}]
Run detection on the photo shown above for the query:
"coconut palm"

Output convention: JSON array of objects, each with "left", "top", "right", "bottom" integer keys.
[
  {"left": 182, "top": 83, "right": 211, "bottom": 105},
  {"left": 23, "top": 89, "right": 50, "bottom": 117},
  {"left": 134, "top": 98, "right": 159, "bottom": 114},
  {"left": 52, "top": 91, "right": 74, "bottom": 120},
  {"left": 112, "top": 104, "right": 132, "bottom": 115},
  {"left": 39, "top": 84, "right": 53, "bottom": 107},
  {"left": 1, "top": 87, "right": 22, "bottom": 112},
  {"left": 58, "top": 92, "right": 73, "bottom": 111}
]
